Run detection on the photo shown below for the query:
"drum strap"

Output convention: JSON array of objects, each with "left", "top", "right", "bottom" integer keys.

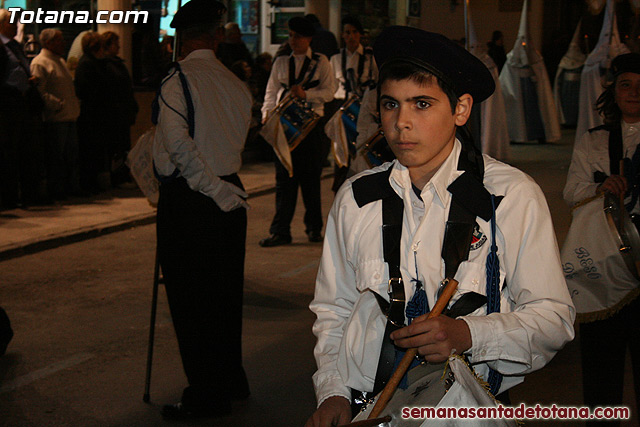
[
  {"left": 288, "top": 55, "right": 311, "bottom": 88},
  {"left": 609, "top": 123, "right": 623, "bottom": 176},
  {"left": 281, "top": 54, "right": 320, "bottom": 102},
  {"left": 341, "top": 48, "right": 367, "bottom": 96}
]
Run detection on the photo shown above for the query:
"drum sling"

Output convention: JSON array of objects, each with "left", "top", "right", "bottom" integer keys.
[{"left": 350, "top": 134, "right": 504, "bottom": 415}]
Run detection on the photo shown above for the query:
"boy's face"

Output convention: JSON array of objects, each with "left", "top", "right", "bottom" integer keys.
[
  {"left": 289, "top": 30, "right": 311, "bottom": 55},
  {"left": 615, "top": 72, "right": 640, "bottom": 122},
  {"left": 342, "top": 24, "right": 361, "bottom": 51},
  {"left": 379, "top": 77, "right": 471, "bottom": 187}
]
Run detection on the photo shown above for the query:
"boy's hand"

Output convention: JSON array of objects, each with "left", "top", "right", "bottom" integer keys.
[
  {"left": 304, "top": 396, "right": 351, "bottom": 427},
  {"left": 598, "top": 174, "right": 627, "bottom": 197},
  {"left": 390, "top": 315, "right": 472, "bottom": 363}
]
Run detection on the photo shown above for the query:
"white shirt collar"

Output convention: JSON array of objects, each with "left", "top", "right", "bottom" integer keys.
[
  {"left": 184, "top": 49, "right": 217, "bottom": 61},
  {"left": 290, "top": 47, "right": 313, "bottom": 60},
  {"left": 389, "top": 139, "right": 463, "bottom": 207},
  {"left": 622, "top": 119, "right": 640, "bottom": 135},
  {"left": 345, "top": 44, "right": 364, "bottom": 57}
]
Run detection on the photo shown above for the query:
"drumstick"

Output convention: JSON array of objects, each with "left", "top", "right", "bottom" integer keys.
[
  {"left": 620, "top": 160, "right": 625, "bottom": 231},
  {"left": 366, "top": 278, "right": 460, "bottom": 420}
]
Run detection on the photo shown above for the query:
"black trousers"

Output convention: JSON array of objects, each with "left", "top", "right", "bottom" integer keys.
[
  {"left": 580, "top": 296, "right": 640, "bottom": 426},
  {"left": 0, "top": 92, "right": 45, "bottom": 207},
  {"left": 157, "top": 176, "right": 248, "bottom": 410},
  {"left": 269, "top": 124, "right": 324, "bottom": 236}
]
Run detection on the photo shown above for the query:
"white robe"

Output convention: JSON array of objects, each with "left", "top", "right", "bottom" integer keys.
[
  {"left": 467, "top": 8, "right": 510, "bottom": 160},
  {"left": 553, "top": 20, "right": 586, "bottom": 126},
  {"left": 499, "top": 0, "right": 561, "bottom": 143},
  {"left": 575, "top": 0, "right": 629, "bottom": 142}
]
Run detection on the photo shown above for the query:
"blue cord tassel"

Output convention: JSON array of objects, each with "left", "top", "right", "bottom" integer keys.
[
  {"left": 486, "top": 195, "right": 503, "bottom": 395},
  {"left": 405, "top": 281, "right": 427, "bottom": 325}
]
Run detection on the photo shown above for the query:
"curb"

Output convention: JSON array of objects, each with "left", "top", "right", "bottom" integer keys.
[{"left": 0, "top": 170, "right": 334, "bottom": 262}]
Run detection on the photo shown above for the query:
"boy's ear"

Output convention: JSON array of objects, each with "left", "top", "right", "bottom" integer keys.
[{"left": 454, "top": 94, "right": 473, "bottom": 126}]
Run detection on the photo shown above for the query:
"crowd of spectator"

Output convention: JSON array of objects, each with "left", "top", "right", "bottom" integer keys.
[
  {"left": 0, "top": 9, "right": 345, "bottom": 211},
  {"left": 0, "top": 9, "right": 138, "bottom": 210}
]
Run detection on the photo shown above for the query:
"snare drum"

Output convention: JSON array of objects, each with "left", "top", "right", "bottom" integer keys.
[
  {"left": 273, "top": 95, "right": 320, "bottom": 151},
  {"left": 359, "top": 129, "right": 395, "bottom": 168},
  {"left": 561, "top": 193, "right": 640, "bottom": 318},
  {"left": 350, "top": 357, "right": 517, "bottom": 426}
]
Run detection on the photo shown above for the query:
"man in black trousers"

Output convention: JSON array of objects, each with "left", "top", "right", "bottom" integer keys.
[{"left": 152, "top": 0, "right": 252, "bottom": 419}]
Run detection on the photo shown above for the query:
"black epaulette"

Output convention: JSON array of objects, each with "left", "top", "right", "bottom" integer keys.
[
  {"left": 364, "top": 46, "right": 374, "bottom": 56},
  {"left": 588, "top": 124, "right": 610, "bottom": 133},
  {"left": 352, "top": 167, "right": 395, "bottom": 207},
  {"left": 311, "top": 52, "right": 321, "bottom": 61},
  {"left": 447, "top": 172, "right": 503, "bottom": 222}
]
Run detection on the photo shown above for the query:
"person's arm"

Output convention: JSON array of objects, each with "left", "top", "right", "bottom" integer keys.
[
  {"left": 354, "top": 88, "right": 379, "bottom": 150},
  {"left": 304, "top": 55, "right": 337, "bottom": 105},
  {"left": 330, "top": 53, "right": 344, "bottom": 99},
  {"left": 563, "top": 130, "right": 604, "bottom": 204},
  {"left": 156, "top": 74, "right": 248, "bottom": 211},
  {"left": 31, "top": 61, "right": 63, "bottom": 111},
  {"left": 308, "top": 186, "right": 360, "bottom": 417},
  {"left": 261, "top": 56, "right": 282, "bottom": 122},
  {"left": 461, "top": 179, "right": 575, "bottom": 376}
]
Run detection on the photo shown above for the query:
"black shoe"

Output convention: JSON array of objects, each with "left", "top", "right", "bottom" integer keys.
[
  {"left": 162, "top": 402, "right": 230, "bottom": 420},
  {"left": 307, "top": 230, "right": 323, "bottom": 242},
  {"left": 259, "top": 234, "right": 292, "bottom": 247}
]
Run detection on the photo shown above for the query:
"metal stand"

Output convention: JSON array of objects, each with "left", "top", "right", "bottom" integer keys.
[{"left": 143, "top": 247, "right": 163, "bottom": 403}]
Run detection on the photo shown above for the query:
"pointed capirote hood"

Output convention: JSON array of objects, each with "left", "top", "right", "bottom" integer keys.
[
  {"left": 506, "top": 0, "right": 542, "bottom": 67},
  {"left": 558, "top": 19, "right": 586, "bottom": 70},
  {"left": 585, "top": 0, "right": 628, "bottom": 67},
  {"left": 466, "top": 4, "right": 484, "bottom": 56}
]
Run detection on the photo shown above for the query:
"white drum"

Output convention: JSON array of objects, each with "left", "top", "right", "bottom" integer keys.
[
  {"left": 351, "top": 357, "right": 517, "bottom": 426},
  {"left": 561, "top": 193, "right": 640, "bottom": 319}
]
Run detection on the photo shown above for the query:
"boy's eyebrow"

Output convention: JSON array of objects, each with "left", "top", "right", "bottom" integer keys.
[{"left": 379, "top": 94, "right": 438, "bottom": 102}]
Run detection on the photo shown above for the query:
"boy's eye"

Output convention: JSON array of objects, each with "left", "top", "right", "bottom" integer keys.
[
  {"left": 382, "top": 100, "right": 397, "bottom": 110},
  {"left": 416, "top": 100, "right": 430, "bottom": 109}
]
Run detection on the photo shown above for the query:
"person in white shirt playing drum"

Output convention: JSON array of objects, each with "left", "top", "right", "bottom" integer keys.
[
  {"left": 259, "top": 16, "right": 336, "bottom": 247},
  {"left": 328, "top": 16, "right": 377, "bottom": 192},
  {"left": 306, "top": 26, "right": 575, "bottom": 427},
  {"left": 564, "top": 52, "right": 640, "bottom": 426}
]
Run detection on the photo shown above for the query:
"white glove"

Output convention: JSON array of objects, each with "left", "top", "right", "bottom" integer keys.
[{"left": 211, "top": 179, "right": 250, "bottom": 212}]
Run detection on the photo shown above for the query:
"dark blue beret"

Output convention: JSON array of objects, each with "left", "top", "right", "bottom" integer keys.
[
  {"left": 170, "top": 0, "right": 226, "bottom": 29},
  {"left": 288, "top": 17, "right": 315, "bottom": 37},
  {"left": 374, "top": 26, "right": 495, "bottom": 103},
  {"left": 612, "top": 53, "right": 640, "bottom": 77}
]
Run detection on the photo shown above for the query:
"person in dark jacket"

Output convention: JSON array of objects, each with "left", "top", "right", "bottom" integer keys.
[
  {"left": 102, "top": 31, "right": 138, "bottom": 187},
  {"left": 217, "top": 22, "right": 253, "bottom": 69},
  {"left": 74, "top": 31, "right": 110, "bottom": 193},
  {"left": 305, "top": 14, "right": 338, "bottom": 59},
  {"left": 487, "top": 30, "right": 507, "bottom": 73}
]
